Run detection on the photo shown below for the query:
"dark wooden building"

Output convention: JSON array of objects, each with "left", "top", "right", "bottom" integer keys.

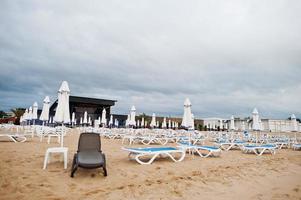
[{"left": 49, "top": 96, "right": 117, "bottom": 124}]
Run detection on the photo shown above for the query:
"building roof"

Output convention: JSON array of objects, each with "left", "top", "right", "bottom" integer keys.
[
  {"left": 69, "top": 96, "right": 117, "bottom": 106},
  {"left": 50, "top": 96, "right": 117, "bottom": 111}
]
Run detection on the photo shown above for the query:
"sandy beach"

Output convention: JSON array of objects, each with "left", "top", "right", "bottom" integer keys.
[{"left": 0, "top": 129, "right": 300, "bottom": 200}]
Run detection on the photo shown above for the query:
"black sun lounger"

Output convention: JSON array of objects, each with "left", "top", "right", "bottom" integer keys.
[{"left": 71, "top": 132, "right": 107, "bottom": 177}]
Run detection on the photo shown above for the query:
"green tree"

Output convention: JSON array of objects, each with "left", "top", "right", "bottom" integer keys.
[
  {"left": 11, "top": 108, "right": 25, "bottom": 118},
  {"left": 0, "top": 110, "right": 7, "bottom": 118}
]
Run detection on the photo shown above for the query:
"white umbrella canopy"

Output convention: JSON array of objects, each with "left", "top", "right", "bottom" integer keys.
[
  {"left": 137, "top": 120, "right": 140, "bottom": 127},
  {"left": 141, "top": 117, "right": 145, "bottom": 127},
  {"left": 241, "top": 121, "right": 246, "bottom": 131},
  {"left": 219, "top": 120, "right": 223, "bottom": 130},
  {"left": 23, "top": 109, "right": 29, "bottom": 121},
  {"left": 40, "top": 96, "right": 50, "bottom": 121},
  {"left": 230, "top": 115, "right": 235, "bottom": 130},
  {"left": 129, "top": 106, "right": 136, "bottom": 126},
  {"left": 71, "top": 112, "right": 75, "bottom": 124},
  {"left": 168, "top": 119, "right": 171, "bottom": 129},
  {"left": 150, "top": 113, "right": 156, "bottom": 127},
  {"left": 252, "top": 108, "right": 260, "bottom": 131},
  {"left": 83, "top": 111, "right": 88, "bottom": 124},
  {"left": 53, "top": 81, "right": 71, "bottom": 147},
  {"left": 28, "top": 106, "right": 33, "bottom": 121},
  {"left": 125, "top": 114, "right": 130, "bottom": 127},
  {"left": 156, "top": 121, "right": 159, "bottom": 128},
  {"left": 162, "top": 117, "right": 167, "bottom": 128},
  {"left": 291, "top": 114, "right": 298, "bottom": 132},
  {"left": 80, "top": 117, "right": 83, "bottom": 125},
  {"left": 88, "top": 116, "right": 92, "bottom": 126},
  {"left": 181, "top": 98, "right": 194, "bottom": 129},
  {"left": 54, "top": 81, "right": 70, "bottom": 124},
  {"left": 101, "top": 108, "right": 107, "bottom": 125},
  {"left": 32, "top": 102, "right": 38, "bottom": 120},
  {"left": 114, "top": 119, "right": 119, "bottom": 127},
  {"left": 109, "top": 115, "right": 113, "bottom": 126},
  {"left": 145, "top": 121, "right": 148, "bottom": 127}
]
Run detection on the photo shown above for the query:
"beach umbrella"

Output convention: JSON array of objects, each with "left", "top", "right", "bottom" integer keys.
[
  {"left": 145, "top": 121, "right": 148, "bottom": 127},
  {"left": 252, "top": 108, "right": 260, "bottom": 144},
  {"left": 168, "top": 119, "right": 171, "bottom": 129},
  {"left": 125, "top": 114, "right": 130, "bottom": 127},
  {"left": 291, "top": 114, "right": 298, "bottom": 132},
  {"left": 80, "top": 117, "right": 83, "bottom": 125},
  {"left": 109, "top": 115, "right": 113, "bottom": 126},
  {"left": 40, "top": 96, "right": 50, "bottom": 124},
  {"left": 28, "top": 106, "right": 33, "bottom": 122},
  {"left": 162, "top": 117, "right": 167, "bottom": 129},
  {"left": 252, "top": 108, "right": 260, "bottom": 131},
  {"left": 71, "top": 112, "right": 75, "bottom": 125},
  {"left": 129, "top": 106, "right": 136, "bottom": 127},
  {"left": 156, "top": 121, "right": 159, "bottom": 128},
  {"left": 83, "top": 111, "right": 88, "bottom": 124},
  {"left": 114, "top": 119, "right": 119, "bottom": 127},
  {"left": 54, "top": 81, "right": 70, "bottom": 147},
  {"left": 219, "top": 120, "right": 223, "bottom": 130},
  {"left": 101, "top": 108, "right": 107, "bottom": 126},
  {"left": 181, "top": 98, "right": 194, "bottom": 129},
  {"left": 88, "top": 116, "right": 92, "bottom": 126},
  {"left": 150, "top": 113, "right": 156, "bottom": 127},
  {"left": 241, "top": 121, "right": 246, "bottom": 131},
  {"left": 230, "top": 115, "right": 235, "bottom": 131},
  {"left": 32, "top": 102, "right": 38, "bottom": 125},
  {"left": 141, "top": 117, "right": 145, "bottom": 128},
  {"left": 225, "top": 122, "right": 228, "bottom": 130},
  {"left": 74, "top": 119, "right": 77, "bottom": 125}
]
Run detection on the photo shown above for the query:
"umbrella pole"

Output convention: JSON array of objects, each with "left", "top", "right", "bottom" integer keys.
[{"left": 61, "top": 123, "right": 64, "bottom": 147}]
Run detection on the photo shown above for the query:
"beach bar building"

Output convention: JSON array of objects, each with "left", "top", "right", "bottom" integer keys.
[{"left": 49, "top": 96, "right": 117, "bottom": 125}]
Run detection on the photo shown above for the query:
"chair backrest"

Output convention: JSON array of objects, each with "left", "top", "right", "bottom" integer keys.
[{"left": 78, "top": 132, "right": 101, "bottom": 152}]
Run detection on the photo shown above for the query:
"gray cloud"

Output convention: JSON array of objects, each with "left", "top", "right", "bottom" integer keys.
[{"left": 0, "top": 0, "right": 301, "bottom": 119}]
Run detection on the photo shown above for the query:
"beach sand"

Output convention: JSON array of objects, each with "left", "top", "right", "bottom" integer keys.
[{"left": 0, "top": 129, "right": 301, "bottom": 200}]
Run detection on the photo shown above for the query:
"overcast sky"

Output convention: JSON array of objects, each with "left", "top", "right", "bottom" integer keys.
[{"left": 0, "top": 1, "right": 300, "bottom": 119}]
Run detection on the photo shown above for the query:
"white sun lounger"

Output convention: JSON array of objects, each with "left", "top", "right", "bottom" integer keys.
[
  {"left": 122, "top": 147, "right": 186, "bottom": 165},
  {"left": 241, "top": 144, "right": 276, "bottom": 156},
  {"left": 292, "top": 144, "right": 301, "bottom": 150},
  {"left": 0, "top": 134, "right": 27, "bottom": 143},
  {"left": 178, "top": 143, "right": 221, "bottom": 157},
  {"left": 214, "top": 141, "right": 247, "bottom": 151}
]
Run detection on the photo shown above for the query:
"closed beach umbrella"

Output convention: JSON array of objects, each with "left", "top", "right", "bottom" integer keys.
[
  {"left": 162, "top": 117, "right": 167, "bottom": 128},
  {"left": 168, "top": 119, "right": 171, "bottom": 129},
  {"left": 71, "top": 112, "right": 75, "bottom": 125},
  {"left": 291, "top": 114, "right": 298, "bottom": 132},
  {"left": 101, "top": 108, "right": 107, "bottom": 126},
  {"left": 125, "top": 114, "right": 130, "bottom": 127},
  {"left": 88, "top": 116, "right": 92, "bottom": 126},
  {"left": 109, "top": 115, "right": 113, "bottom": 126},
  {"left": 150, "top": 113, "right": 156, "bottom": 127},
  {"left": 114, "top": 119, "right": 119, "bottom": 127},
  {"left": 141, "top": 117, "right": 145, "bottom": 128},
  {"left": 181, "top": 98, "right": 194, "bottom": 129},
  {"left": 28, "top": 106, "right": 33, "bottom": 121},
  {"left": 241, "top": 121, "right": 246, "bottom": 131},
  {"left": 230, "top": 115, "right": 235, "bottom": 130},
  {"left": 219, "top": 120, "right": 223, "bottom": 130},
  {"left": 252, "top": 108, "right": 260, "bottom": 131},
  {"left": 54, "top": 81, "right": 71, "bottom": 147},
  {"left": 129, "top": 106, "right": 136, "bottom": 126},
  {"left": 145, "top": 121, "right": 148, "bottom": 127},
  {"left": 156, "top": 121, "right": 159, "bottom": 128},
  {"left": 80, "top": 117, "right": 83, "bottom": 125},
  {"left": 83, "top": 111, "right": 88, "bottom": 124},
  {"left": 40, "top": 96, "right": 50, "bottom": 122},
  {"left": 32, "top": 102, "right": 38, "bottom": 123}
]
